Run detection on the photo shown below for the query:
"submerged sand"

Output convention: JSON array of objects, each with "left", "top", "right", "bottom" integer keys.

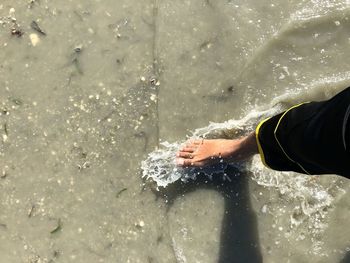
[{"left": 1, "top": 0, "right": 350, "bottom": 262}]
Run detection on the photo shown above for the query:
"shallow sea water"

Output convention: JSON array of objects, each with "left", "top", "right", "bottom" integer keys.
[{"left": 1, "top": 0, "right": 350, "bottom": 262}]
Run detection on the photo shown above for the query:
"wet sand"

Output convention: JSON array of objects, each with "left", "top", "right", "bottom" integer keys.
[{"left": 1, "top": 0, "right": 350, "bottom": 262}]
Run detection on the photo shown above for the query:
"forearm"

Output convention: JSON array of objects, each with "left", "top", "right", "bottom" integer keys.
[
  {"left": 255, "top": 87, "right": 350, "bottom": 177},
  {"left": 234, "top": 132, "right": 259, "bottom": 161}
]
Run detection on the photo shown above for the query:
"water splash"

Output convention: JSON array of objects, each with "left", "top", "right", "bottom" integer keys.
[
  {"left": 249, "top": 157, "right": 337, "bottom": 256},
  {"left": 141, "top": 107, "right": 281, "bottom": 189},
  {"left": 141, "top": 87, "right": 348, "bottom": 256}
]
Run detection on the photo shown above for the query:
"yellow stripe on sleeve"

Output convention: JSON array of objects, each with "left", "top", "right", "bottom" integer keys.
[
  {"left": 273, "top": 103, "right": 310, "bottom": 175},
  {"left": 255, "top": 117, "right": 272, "bottom": 169}
]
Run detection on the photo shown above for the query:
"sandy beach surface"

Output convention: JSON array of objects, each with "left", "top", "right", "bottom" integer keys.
[{"left": 1, "top": 1, "right": 350, "bottom": 262}]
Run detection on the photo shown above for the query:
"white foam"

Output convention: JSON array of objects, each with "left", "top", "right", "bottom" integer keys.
[
  {"left": 141, "top": 107, "right": 281, "bottom": 189},
  {"left": 141, "top": 86, "right": 348, "bottom": 255}
]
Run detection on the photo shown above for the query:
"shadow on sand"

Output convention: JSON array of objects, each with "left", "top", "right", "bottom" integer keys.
[
  {"left": 340, "top": 251, "right": 350, "bottom": 263},
  {"left": 156, "top": 165, "right": 263, "bottom": 263}
]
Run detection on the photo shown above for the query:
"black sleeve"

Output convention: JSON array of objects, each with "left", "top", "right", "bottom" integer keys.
[{"left": 255, "top": 87, "right": 350, "bottom": 178}]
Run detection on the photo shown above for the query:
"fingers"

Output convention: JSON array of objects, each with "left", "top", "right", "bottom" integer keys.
[
  {"left": 180, "top": 147, "right": 196, "bottom": 153},
  {"left": 183, "top": 139, "right": 204, "bottom": 147},
  {"left": 176, "top": 158, "right": 186, "bottom": 166},
  {"left": 176, "top": 158, "right": 200, "bottom": 167},
  {"left": 176, "top": 152, "right": 194, "bottom": 158},
  {"left": 176, "top": 138, "right": 205, "bottom": 167},
  {"left": 191, "top": 139, "right": 204, "bottom": 145},
  {"left": 180, "top": 139, "right": 204, "bottom": 151},
  {"left": 182, "top": 159, "right": 195, "bottom": 166},
  {"left": 176, "top": 157, "right": 205, "bottom": 167}
]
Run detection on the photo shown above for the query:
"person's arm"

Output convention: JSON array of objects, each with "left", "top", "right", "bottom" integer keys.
[
  {"left": 232, "top": 131, "right": 259, "bottom": 161},
  {"left": 255, "top": 87, "right": 350, "bottom": 177},
  {"left": 176, "top": 132, "right": 258, "bottom": 167},
  {"left": 177, "top": 87, "right": 350, "bottom": 177}
]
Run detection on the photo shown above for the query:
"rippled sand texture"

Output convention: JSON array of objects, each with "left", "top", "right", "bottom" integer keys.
[{"left": 1, "top": 0, "right": 350, "bottom": 263}]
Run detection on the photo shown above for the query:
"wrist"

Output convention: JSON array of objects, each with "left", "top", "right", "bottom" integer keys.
[{"left": 236, "top": 132, "right": 258, "bottom": 161}]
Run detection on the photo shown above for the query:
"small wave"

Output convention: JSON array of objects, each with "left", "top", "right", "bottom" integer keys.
[
  {"left": 141, "top": 87, "right": 347, "bottom": 256},
  {"left": 141, "top": 107, "right": 281, "bottom": 189}
]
